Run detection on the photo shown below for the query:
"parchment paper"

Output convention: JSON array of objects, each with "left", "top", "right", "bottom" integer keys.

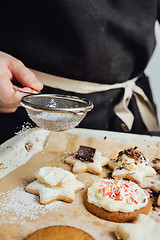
[{"left": 0, "top": 131, "right": 160, "bottom": 240}]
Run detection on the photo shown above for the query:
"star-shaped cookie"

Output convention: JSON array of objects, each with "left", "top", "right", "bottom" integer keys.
[
  {"left": 115, "top": 214, "right": 160, "bottom": 240},
  {"left": 26, "top": 167, "right": 85, "bottom": 204},
  {"left": 108, "top": 147, "right": 156, "bottom": 183},
  {"left": 64, "top": 146, "right": 109, "bottom": 175}
]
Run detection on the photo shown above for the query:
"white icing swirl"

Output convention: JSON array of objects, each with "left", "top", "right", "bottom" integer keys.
[
  {"left": 87, "top": 179, "right": 149, "bottom": 213},
  {"left": 116, "top": 154, "right": 148, "bottom": 172}
]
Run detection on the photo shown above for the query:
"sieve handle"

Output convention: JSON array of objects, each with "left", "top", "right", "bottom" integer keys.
[{"left": 13, "top": 86, "right": 40, "bottom": 95}]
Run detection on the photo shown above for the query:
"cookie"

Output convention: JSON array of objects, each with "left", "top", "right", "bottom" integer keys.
[
  {"left": 84, "top": 179, "right": 151, "bottom": 222},
  {"left": 108, "top": 147, "right": 156, "bottom": 183},
  {"left": 151, "top": 181, "right": 160, "bottom": 206},
  {"left": 152, "top": 158, "right": 160, "bottom": 171},
  {"left": 25, "top": 225, "right": 95, "bottom": 240},
  {"left": 115, "top": 214, "right": 160, "bottom": 240},
  {"left": 26, "top": 167, "right": 84, "bottom": 204},
  {"left": 35, "top": 167, "right": 76, "bottom": 187},
  {"left": 64, "top": 145, "right": 109, "bottom": 175}
]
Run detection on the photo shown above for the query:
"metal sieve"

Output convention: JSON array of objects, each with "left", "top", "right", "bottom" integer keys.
[{"left": 20, "top": 94, "right": 93, "bottom": 131}]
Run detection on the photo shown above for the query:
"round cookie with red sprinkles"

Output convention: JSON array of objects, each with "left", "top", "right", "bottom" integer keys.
[{"left": 84, "top": 179, "right": 151, "bottom": 223}]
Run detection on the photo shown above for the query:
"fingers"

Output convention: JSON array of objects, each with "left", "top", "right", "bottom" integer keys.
[
  {"left": 9, "top": 58, "right": 43, "bottom": 91},
  {"left": 13, "top": 86, "right": 40, "bottom": 94},
  {"left": 0, "top": 51, "right": 43, "bottom": 113},
  {"left": 0, "top": 74, "right": 24, "bottom": 112}
]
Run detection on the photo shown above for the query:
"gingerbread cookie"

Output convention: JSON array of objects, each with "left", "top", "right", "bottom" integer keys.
[
  {"left": 115, "top": 214, "right": 160, "bottom": 240},
  {"left": 25, "top": 225, "right": 95, "bottom": 240},
  {"left": 26, "top": 167, "right": 84, "bottom": 204},
  {"left": 64, "top": 145, "right": 109, "bottom": 175},
  {"left": 108, "top": 147, "right": 156, "bottom": 183},
  {"left": 84, "top": 179, "right": 151, "bottom": 222}
]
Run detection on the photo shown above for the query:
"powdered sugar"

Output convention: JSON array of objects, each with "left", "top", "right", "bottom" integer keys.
[
  {"left": 45, "top": 99, "right": 57, "bottom": 108},
  {"left": 27, "top": 110, "right": 83, "bottom": 131},
  {"left": 0, "top": 185, "right": 64, "bottom": 224},
  {"left": 15, "top": 122, "right": 34, "bottom": 136}
]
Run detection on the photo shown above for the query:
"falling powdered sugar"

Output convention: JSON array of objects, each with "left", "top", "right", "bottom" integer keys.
[
  {"left": 0, "top": 185, "right": 64, "bottom": 224},
  {"left": 28, "top": 111, "right": 83, "bottom": 131}
]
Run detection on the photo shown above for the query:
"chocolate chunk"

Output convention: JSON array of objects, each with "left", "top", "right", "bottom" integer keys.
[{"left": 75, "top": 145, "right": 96, "bottom": 162}]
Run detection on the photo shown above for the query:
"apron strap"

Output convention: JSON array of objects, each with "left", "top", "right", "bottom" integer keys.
[
  {"left": 114, "top": 80, "right": 135, "bottom": 131},
  {"left": 31, "top": 69, "right": 159, "bottom": 132},
  {"left": 133, "top": 84, "right": 159, "bottom": 131}
]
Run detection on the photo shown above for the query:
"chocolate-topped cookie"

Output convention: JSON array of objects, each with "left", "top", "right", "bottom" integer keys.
[{"left": 76, "top": 145, "right": 96, "bottom": 162}]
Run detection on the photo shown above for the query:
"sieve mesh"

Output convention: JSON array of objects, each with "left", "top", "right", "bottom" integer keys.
[{"left": 20, "top": 94, "right": 93, "bottom": 132}]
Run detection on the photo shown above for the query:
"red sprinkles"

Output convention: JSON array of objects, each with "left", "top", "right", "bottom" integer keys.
[{"left": 98, "top": 179, "right": 141, "bottom": 204}]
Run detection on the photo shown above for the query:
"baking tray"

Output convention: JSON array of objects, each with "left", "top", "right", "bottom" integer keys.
[{"left": 0, "top": 128, "right": 160, "bottom": 240}]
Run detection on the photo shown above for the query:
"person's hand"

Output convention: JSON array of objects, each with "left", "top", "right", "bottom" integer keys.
[{"left": 0, "top": 51, "right": 43, "bottom": 113}]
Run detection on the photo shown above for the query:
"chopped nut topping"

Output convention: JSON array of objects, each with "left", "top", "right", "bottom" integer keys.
[
  {"left": 0, "top": 163, "right": 4, "bottom": 169},
  {"left": 116, "top": 146, "right": 147, "bottom": 165},
  {"left": 152, "top": 158, "right": 160, "bottom": 164},
  {"left": 25, "top": 141, "right": 33, "bottom": 152}
]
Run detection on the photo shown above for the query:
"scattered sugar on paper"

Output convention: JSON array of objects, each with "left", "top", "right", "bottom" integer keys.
[{"left": 0, "top": 186, "right": 64, "bottom": 224}]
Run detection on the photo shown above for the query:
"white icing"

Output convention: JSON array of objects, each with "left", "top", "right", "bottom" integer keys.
[
  {"left": 113, "top": 154, "right": 156, "bottom": 177},
  {"left": 26, "top": 167, "right": 85, "bottom": 204},
  {"left": 36, "top": 167, "right": 76, "bottom": 187},
  {"left": 116, "top": 214, "right": 160, "bottom": 240},
  {"left": 87, "top": 179, "right": 149, "bottom": 213}
]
